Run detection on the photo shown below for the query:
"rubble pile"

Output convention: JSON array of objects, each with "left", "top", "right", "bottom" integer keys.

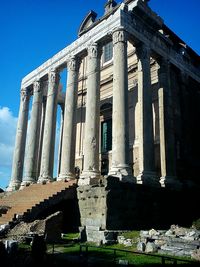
[
  {"left": 0, "top": 211, "right": 63, "bottom": 243},
  {"left": 137, "top": 225, "right": 200, "bottom": 260}
]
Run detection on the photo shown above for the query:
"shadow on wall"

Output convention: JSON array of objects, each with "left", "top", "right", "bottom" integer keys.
[{"left": 105, "top": 176, "right": 200, "bottom": 230}]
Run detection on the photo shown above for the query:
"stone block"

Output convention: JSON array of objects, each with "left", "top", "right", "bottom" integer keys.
[
  {"left": 149, "top": 229, "right": 160, "bottom": 237},
  {"left": 118, "top": 235, "right": 125, "bottom": 244},
  {"left": 191, "top": 248, "right": 200, "bottom": 262},
  {"left": 118, "top": 259, "right": 129, "bottom": 265},
  {"left": 145, "top": 242, "right": 157, "bottom": 253},
  {"left": 140, "top": 230, "right": 149, "bottom": 237},
  {"left": 124, "top": 238, "right": 132, "bottom": 247},
  {"left": 137, "top": 242, "right": 145, "bottom": 252},
  {"left": 85, "top": 218, "right": 104, "bottom": 228},
  {"left": 154, "top": 239, "right": 166, "bottom": 247},
  {"left": 86, "top": 225, "right": 100, "bottom": 231},
  {"left": 165, "top": 229, "right": 174, "bottom": 236}
]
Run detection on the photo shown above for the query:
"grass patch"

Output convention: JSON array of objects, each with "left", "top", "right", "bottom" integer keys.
[
  {"left": 61, "top": 232, "right": 79, "bottom": 240},
  {"left": 120, "top": 230, "right": 140, "bottom": 240},
  {"left": 18, "top": 242, "right": 31, "bottom": 250},
  {"left": 79, "top": 244, "right": 196, "bottom": 266},
  {"left": 16, "top": 240, "right": 198, "bottom": 266}
]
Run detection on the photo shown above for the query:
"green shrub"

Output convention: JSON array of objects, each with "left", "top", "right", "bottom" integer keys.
[{"left": 192, "top": 218, "right": 200, "bottom": 230}]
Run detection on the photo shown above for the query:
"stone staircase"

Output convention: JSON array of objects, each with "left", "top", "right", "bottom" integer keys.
[{"left": 0, "top": 180, "right": 77, "bottom": 226}]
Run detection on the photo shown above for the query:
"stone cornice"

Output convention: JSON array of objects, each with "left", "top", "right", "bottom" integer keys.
[
  {"left": 121, "top": 7, "right": 200, "bottom": 83},
  {"left": 21, "top": 7, "right": 122, "bottom": 88},
  {"left": 21, "top": 2, "right": 200, "bottom": 88}
]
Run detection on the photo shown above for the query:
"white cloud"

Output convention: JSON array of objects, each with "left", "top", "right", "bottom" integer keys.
[
  {"left": 0, "top": 106, "right": 62, "bottom": 190},
  {"left": 0, "top": 107, "right": 17, "bottom": 145},
  {"left": 0, "top": 107, "right": 17, "bottom": 190}
]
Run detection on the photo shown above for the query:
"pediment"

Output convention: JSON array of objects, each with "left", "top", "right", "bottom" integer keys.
[{"left": 78, "top": 10, "right": 97, "bottom": 37}]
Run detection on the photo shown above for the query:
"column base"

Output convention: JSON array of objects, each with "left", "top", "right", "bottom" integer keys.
[
  {"left": 160, "top": 176, "right": 182, "bottom": 190},
  {"left": 108, "top": 165, "right": 136, "bottom": 183},
  {"left": 137, "top": 171, "right": 160, "bottom": 187},
  {"left": 57, "top": 172, "right": 75, "bottom": 182},
  {"left": 6, "top": 180, "right": 21, "bottom": 192},
  {"left": 37, "top": 175, "right": 53, "bottom": 184},
  {"left": 78, "top": 170, "right": 100, "bottom": 186},
  {"left": 19, "top": 180, "right": 36, "bottom": 190}
]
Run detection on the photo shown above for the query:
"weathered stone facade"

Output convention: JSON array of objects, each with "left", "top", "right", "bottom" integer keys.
[{"left": 7, "top": 0, "right": 200, "bottom": 241}]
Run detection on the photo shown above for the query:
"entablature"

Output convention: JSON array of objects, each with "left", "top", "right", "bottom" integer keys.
[{"left": 21, "top": 0, "right": 200, "bottom": 89}]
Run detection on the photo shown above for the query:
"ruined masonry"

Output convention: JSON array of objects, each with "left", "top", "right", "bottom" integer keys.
[{"left": 5, "top": 0, "right": 200, "bottom": 243}]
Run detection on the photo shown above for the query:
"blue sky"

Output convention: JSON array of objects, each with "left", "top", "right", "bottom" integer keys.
[{"left": 0, "top": 0, "right": 199, "bottom": 190}]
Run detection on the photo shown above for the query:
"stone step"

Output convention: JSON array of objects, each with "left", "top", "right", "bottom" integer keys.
[{"left": 0, "top": 180, "right": 77, "bottom": 226}]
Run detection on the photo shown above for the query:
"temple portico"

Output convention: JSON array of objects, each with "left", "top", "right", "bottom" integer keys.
[{"left": 7, "top": 0, "right": 200, "bottom": 192}]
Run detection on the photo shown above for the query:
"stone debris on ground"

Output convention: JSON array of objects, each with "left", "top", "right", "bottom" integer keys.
[
  {"left": 136, "top": 225, "right": 200, "bottom": 260},
  {"left": 1, "top": 211, "right": 63, "bottom": 243},
  {"left": 117, "top": 233, "right": 139, "bottom": 247}
]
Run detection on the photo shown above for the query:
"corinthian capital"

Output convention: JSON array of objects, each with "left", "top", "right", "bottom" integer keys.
[
  {"left": 33, "top": 80, "right": 41, "bottom": 93},
  {"left": 88, "top": 43, "right": 101, "bottom": 58},
  {"left": 68, "top": 56, "right": 81, "bottom": 72},
  {"left": 112, "top": 27, "right": 127, "bottom": 45},
  {"left": 20, "top": 87, "right": 30, "bottom": 102},
  {"left": 48, "top": 69, "right": 60, "bottom": 85}
]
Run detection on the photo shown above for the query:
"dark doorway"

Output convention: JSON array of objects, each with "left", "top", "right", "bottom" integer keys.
[{"left": 100, "top": 103, "right": 112, "bottom": 175}]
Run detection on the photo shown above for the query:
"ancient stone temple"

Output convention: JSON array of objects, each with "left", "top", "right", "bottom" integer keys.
[{"left": 6, "top": 0, "right": 200, "bottom": 242}]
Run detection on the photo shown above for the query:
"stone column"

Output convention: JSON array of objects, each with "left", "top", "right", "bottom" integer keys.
[
  {"left": 108, "top": 27, "right": 133, "bottom": 182},
  {"left": 158, "top": 58, "right": 181, "bottom": 188},
  {"left": 57, "top": 106, "right": 64, "bottom": 177},
  {"left": 21, "top": 80, "right": 43, "bottom": 188},
  {"left": 7, "top": 88, "right": 30, "bottom": 191},
  {"left": 136, "top": 43, "right": 159, "bottom": 186},
  {"left": 58, "top": 57, "right": 80, "bottom": 181},
  {"left": 79, "top": 43, "right": 101, "bottom": 185},
  {"left": 38, "top": 69, "right": 60, "bottom": 183},
  {"left": 37, "top": 97, "right": 46, "bottom": 179}
]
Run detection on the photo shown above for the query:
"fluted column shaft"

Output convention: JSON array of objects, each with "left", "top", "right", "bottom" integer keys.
[
  {"left": 79, "top": 43, "right": 101, "bottom": 185},
  {"left": 37, "top": 98, "right": 47, "bottom": 178},
  {"left": 7, "top": 88, "right": 30, "bottom": 191},
  {"left": 21, "top": 81, "right": 43, "bottom": 187},
  {"left": 108, "top": 28, "right": 133, "bottom": 182},
  {"left": 158, "top": 58, "right": 179, "bottom": 188},
  {"left": 38, "top": 70, "right": 60, "bottom": 183},
  {"left": 57, "top": 106, "right": 64, "bottom": 177},
  {"left": 136, "top": 43, "right": 159, "bottom": 186},
  {"left": 58, "top": 57, "right": 80, "bottom": 181}
]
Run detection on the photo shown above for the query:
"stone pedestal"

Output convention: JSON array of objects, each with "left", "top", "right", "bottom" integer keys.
[
  {"left": 21, "top": 81, "right": 43, "bottom": 188},
  {"left": 58, "top": 57, "right": 80, "bottom": 181},
  {"left": 108, "top": 28, "right": 133, "bottom": 183},
  {"left": 7, "top": 88, "right": 30, "bottom": 191},
  {"left": 38, "top": 70, "right": 60, "bottom": 183},
  {"left": 136, "top": 44, "right": 159, "bottom": 186},
  {"left": 79, "top": 44, "right": 101, "bottom": 186},
  {"left": 77, "top": 177, "right": 189, "bottom": 244}
]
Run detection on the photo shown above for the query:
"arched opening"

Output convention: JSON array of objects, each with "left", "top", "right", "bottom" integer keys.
[{"left": 100, "top": 103, "right": 112, "bottom": 175}]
